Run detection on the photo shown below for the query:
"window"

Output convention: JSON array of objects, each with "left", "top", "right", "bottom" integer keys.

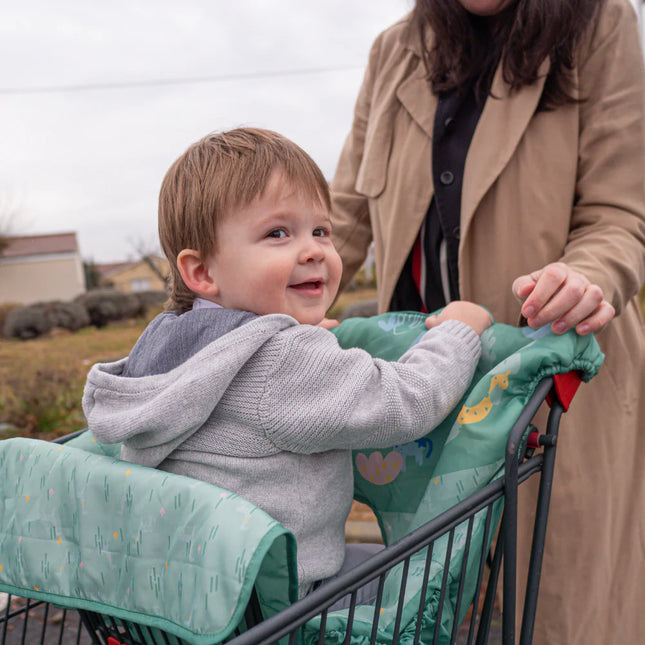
[{"left": 130, "top": 278, "right": 150, "bottom": 292}]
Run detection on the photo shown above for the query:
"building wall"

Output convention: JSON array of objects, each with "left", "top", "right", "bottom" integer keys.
[
  {"left": 106, "top": 258, "right": 169, "bottom": 293},
  {"left": 0, "top": 254, "right": 86, "bottom": 305}
]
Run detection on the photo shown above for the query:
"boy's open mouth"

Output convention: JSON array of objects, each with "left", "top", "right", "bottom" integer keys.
[{"left": 290, "top": 280, "right": 323, "bottom": 291}]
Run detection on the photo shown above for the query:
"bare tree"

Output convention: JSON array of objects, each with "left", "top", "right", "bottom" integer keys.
[
  {"left": 129, "top": 236, "right": 168, "bottom": 286},
  {"left": 0, "top": 193, "right": 23, "bottom": 255}
]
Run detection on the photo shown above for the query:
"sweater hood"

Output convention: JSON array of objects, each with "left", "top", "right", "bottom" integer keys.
[{"left": 82, "top": 310, "right": 298, "bottom": 467}]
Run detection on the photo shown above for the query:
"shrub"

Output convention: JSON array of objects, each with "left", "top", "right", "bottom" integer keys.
[
  {"left": 0, "top": 303, "right": 21, "bottom": 338},
  {"left": 3, "top": 305, "right": 53, "bottom": 339},
  {"left": 39, "top": 300, "right": 91, "bottom": 332},
  {"left": 2, "top": 301, "right": 93, "bottom": 339},
  {"left": 75, "top": 290, "right": 143, "bottom": 327},
  {"left": 134, "top": 290, "right": 167, "bottom": 309}
]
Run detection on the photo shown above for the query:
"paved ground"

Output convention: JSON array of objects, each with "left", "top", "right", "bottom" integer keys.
[
  {"left": 1, "top": 596, "right": 501, "bottom": 644},
  {"left": 1, "top": 599, "right": 93, "bottom": 645}
]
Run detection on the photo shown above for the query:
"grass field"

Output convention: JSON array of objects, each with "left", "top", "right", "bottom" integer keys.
[{"left": 0, "top": 317, "right": 154, "bottom": 439}]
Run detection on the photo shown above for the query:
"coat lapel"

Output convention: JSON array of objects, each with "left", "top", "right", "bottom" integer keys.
[
  {"left": 396, "top": 58, "right": 438, "bottom": 140},
  {"left": 396, "top": 19, "right": 438, "bottom": 141},
  {"left": 461, "top": 58, "right": 550, "bottom": 240}
]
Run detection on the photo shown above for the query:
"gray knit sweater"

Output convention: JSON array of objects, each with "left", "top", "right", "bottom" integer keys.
[{"left": 83, "top": 309, "right": 481, "bottom": 594}]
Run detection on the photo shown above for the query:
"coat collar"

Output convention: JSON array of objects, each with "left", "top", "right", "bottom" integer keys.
[{"left": 395, "top": 20, "right": 550, "bottom": 235}]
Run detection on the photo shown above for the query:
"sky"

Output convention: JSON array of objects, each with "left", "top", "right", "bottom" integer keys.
[
  {"left": 3, "top": 1, "right": 643, "bottom": 264},
  {"left": 1, "top": 0, "right": 410, "bottom": 263}
]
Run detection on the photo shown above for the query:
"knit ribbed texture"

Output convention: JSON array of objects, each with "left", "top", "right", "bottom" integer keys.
[{"left": 83, "top": 310, "right": 481, "bottom": 594}]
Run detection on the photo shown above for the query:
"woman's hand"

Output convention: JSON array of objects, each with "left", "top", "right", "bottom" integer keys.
[
  {"left": 512, "top": 262, "right": 615, "bottom": 335},
  {"left": 425, "top": 301, "right": 493, "bottom": 336}
]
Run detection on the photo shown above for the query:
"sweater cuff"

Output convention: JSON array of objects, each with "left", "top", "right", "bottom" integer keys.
[{"left": 435, "top": 319, "right": 482, "bottom": 356}]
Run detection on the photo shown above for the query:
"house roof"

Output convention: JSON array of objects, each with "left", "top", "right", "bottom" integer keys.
[
  {"left": 95, "top": 256, "right": 168, "bottom": 279},
  {"left": 94, "top": 261, "right": 137, "bottom": 279},
  {"left": 0, "top": 232, "right": 79, "bottom": 258}
]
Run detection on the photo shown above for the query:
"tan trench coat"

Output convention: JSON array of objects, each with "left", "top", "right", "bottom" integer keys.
[{"left": 330, "top": 1, "right": 645, "bottom": 642}]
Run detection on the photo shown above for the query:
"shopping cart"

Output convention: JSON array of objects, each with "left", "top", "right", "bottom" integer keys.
[{"left": 0, "top": 314, "right": 604, "bottom": 645}]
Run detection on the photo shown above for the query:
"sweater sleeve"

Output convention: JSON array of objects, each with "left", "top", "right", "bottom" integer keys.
[{"left": 258, "top": 320, "right": 481, "bottom": 453}]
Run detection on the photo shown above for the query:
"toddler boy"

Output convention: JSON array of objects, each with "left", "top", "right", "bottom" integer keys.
[{"left": 83, "top": 128, "right": 491, "bottom": 596}]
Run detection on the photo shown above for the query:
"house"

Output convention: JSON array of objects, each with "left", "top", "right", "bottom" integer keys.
[
  {"left": 95, "top": 255, "right": 169, "bottom": 293},
  {"left": 0, "top": 232, "right": 86, "bottom": 305}
]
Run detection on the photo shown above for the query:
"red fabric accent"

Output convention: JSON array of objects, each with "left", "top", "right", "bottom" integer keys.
[
  {"left": 546, "top": 371, "right": 583, "bottom": 411},
  {"left": 411, "top": 235, "right": 428, "bottom": 314},
  {"left": 107, "top": 637, "right": 124, "bottom": 645}
]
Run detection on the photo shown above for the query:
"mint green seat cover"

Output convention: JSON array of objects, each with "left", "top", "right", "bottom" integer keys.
[
  {"left": 0, "top": 312, "right": 604, "bottom": 645},
  {"left": 302, "top": 312, "right": 604, "bottom": 645},
  {"left": 0, "top": 437, "right": 298, "bottom": 644}
]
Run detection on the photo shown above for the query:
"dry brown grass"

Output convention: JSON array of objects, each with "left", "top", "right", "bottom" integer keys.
[{"left": 0, "top": 318, "right": 152, "bottom": 439}]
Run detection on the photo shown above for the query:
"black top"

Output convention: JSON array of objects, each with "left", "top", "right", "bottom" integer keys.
[{"left": 390, "top": 85, "right": 484, "bottom": 313}]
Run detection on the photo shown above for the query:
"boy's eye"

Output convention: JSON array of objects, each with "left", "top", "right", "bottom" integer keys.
[
  {"left": 313, "top": 227, "right": 330, "bottom": 237},
  {"left": 267, "top": 229, "right": 287, "bottom": 239}
]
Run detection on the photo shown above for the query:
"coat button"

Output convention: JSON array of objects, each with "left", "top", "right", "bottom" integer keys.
[{"left": 440, "top": 171, "right": 454, "bottom": 186}]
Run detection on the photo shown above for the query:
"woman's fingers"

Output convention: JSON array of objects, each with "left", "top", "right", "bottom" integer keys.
[
  {"left": 527, "top": 277, "right": 590, "bottom": 328},
  {"left": 514, "top": 262, "right": 615, "bottom": 334},
  {"left": 520, "top": 263, "right": 572, "bottom": 324},
  {"left": 549, "top": 284, "right": 606, "bottom": 333},
  {"left": 511, "top": 273, "right": 538, "bottom": 301},
  {"left": 573, "top": 300, "right": 615, "bottom": 335}
]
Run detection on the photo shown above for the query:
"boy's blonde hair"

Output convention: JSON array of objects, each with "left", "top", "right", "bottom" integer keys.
[{"left": 159, "top": 127, "right": 331, "bottom": 312}]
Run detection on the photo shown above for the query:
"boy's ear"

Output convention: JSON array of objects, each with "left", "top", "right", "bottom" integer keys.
[{"left": 176, "top": 249, "right": 219, "bottom": 298}]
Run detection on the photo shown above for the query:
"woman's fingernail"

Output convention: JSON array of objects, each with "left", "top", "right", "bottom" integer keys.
[
  {"left": 578, "top": 324, "right": 590, "bottom": 334},
  {"left": 554, "top": 321, "right": 566, "bottom": 333},
  {"left": 524, "top": 306, "right": 535, "bottom": 318}
]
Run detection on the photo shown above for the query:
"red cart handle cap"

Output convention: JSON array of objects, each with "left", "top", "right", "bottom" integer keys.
[{"left": 547, "top": 371, "right": 583, "bottom": 411}]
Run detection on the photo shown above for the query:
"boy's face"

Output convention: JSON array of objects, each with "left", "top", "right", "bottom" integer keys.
[{"left": 205, "top": 173, "right": 342, "bottom": 325}]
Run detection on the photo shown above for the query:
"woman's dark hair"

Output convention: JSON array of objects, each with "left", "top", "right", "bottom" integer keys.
[{"left": 412, "top": 0, "right": 602, "bottom": 109}]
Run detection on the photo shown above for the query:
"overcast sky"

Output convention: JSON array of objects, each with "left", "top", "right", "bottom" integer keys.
[
  {"left": 3, "top": 1, "right": 643, "bottom": 264},
  {"left": 1, "top": 0, "right": 410, "bottom": 262}
]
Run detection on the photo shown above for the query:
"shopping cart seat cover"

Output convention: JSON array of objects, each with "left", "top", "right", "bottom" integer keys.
[
  {"left": 305, "top": 311, "right": 604, "bottom": 645},
  {"left": 334, "top": 312, "right": 604, "bottom": 539},
  {"left": 0, "top": 437, "right": 298, "bottom": 645}
]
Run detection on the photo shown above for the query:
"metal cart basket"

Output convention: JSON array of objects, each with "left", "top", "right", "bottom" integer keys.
[{"left": 1, "top": 376, "right": 576, "bottom": 645}]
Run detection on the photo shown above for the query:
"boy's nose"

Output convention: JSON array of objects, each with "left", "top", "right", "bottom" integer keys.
[{"left": 299, "top": 238, "right": 325, "bottom": 263}]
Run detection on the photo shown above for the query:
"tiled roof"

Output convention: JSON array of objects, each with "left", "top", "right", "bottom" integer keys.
[{"left": 0, "top": 232, "right": 79, "bottom": 258}]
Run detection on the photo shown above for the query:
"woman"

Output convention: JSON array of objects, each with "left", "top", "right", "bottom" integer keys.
[{"left": 330, "top": 0, "right": 645, "bottom": 643}]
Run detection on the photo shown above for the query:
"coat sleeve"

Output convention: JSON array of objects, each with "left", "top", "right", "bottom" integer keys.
[
  {"left": 329, "top": 33, "right": 384, "bottom": 293},
  {"left": 258, "top": 321, "right": 481, "bottom": 454},
  {"left": 562, "top": 0, "right": 645, "bottom": 314}
]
